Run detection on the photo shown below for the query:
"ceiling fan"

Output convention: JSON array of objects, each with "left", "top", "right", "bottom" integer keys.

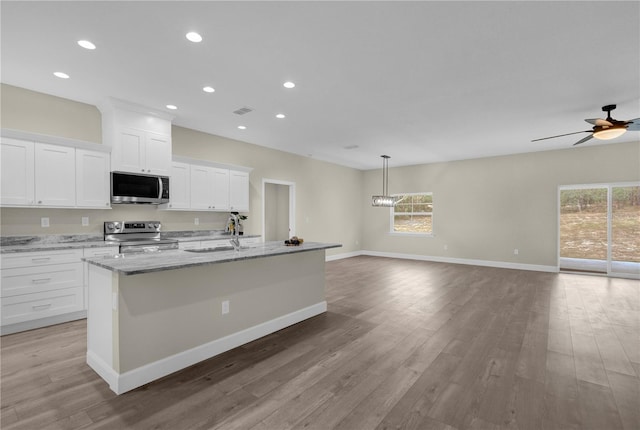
[{"left": 532, "top": 104, "right": 640, "bottom": 146}]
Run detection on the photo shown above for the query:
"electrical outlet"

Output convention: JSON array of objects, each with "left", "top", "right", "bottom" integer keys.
[
  {"left": 222, "top": 300, "right": 230, "bottom": 315},
  {"left": 41, "top": 217, "right": 50, "bottom": 228},
  {"left": 194, "top": 217, "right": 199, "bottom": 225},
  {"left": 514, "top": 248, "right": 519, "bottom": 255},
  {"left": 82, "top": 216, "right": 89, "bottom": 226},
  {"left": 444, "top": 244, "right": 448, "bottom": 251}
]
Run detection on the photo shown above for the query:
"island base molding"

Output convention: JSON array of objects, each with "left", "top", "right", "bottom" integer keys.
[{"left": 87, "top": 301, "right": 326, "bottom": 395}]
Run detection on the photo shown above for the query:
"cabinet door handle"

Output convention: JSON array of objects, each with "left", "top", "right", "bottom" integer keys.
[
  {"left": 31, "top": 277, "right": 52, "bottom": 284},
  {"left": 31, "top": 257, "right": 51, "bottom": 263},
  {"left": 32, "top": 303, "right": 52, "bottom": 311}
]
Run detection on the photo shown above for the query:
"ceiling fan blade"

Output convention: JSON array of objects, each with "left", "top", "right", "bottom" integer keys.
[
  {"left": 625, "top": 118, "right": 640, "bottom": 131},
  {"left": 573, "top": 135, "right": 594, "bottom": 146},
  {"left": 532, "top": 130, "right": 592, "bottom": 142},
  {"left": 585, "top": 118, "right": 613, "bottom": 126}
]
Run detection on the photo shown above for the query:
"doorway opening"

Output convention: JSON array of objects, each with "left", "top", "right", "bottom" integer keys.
[
  {"left": 262, "top": 179, "right": 295, "bottom": 242},
  {"left": 559, "top": 183, "right": 640, "bottom": 278}
]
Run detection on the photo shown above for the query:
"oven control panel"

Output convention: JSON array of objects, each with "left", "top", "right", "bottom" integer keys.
[{"left": 104, "top": 221, "right": 162, "bottom": 234}]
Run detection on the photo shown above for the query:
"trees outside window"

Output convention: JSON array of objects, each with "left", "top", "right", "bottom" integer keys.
[{"left": 391, "top": 193, "right": 432, "bottom": 235}]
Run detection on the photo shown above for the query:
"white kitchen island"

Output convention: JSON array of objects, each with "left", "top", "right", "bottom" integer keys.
[{"left": 83, "top": 241, "right": 341, "bottom": 395}]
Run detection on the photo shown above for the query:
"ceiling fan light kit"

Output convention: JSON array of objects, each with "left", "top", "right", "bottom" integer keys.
[
  {"left": 593, "top": 125, "right": 627, "bottom": 140},
  {"left": 533, "top": 104, "right": 639, "bottom": 146},
  {"left": 372, "top": 155, "right": 399, "bottom": 207}
]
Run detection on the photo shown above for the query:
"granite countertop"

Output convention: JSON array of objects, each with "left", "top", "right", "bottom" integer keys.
[
  {"left": 83, "top": 241, "right": 342, "bottom": 276},
  {"left": 0, "top": 231, "right": 261, "bottom": 253},
  {"left": 0, "top": 234, "right": 119, "bottom": 253}
]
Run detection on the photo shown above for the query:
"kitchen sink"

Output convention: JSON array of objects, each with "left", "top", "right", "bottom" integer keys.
[{"left": 184, "top": 246, "right": 236, "bottom": 253}]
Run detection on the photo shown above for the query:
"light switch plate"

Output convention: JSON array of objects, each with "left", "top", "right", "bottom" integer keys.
[{"left": 82, "top": 216, "right": 89, "bottom": 226}]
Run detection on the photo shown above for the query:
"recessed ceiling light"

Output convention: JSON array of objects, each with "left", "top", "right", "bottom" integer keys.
[
  {"left": 203, "top": 86, "right": 215, "bottom": 93},
  {"left": 238, "top": 125, "right": 247, "bottom": 130},
  {"left": 283, "top": 81, "right": 296, "bottom": 89},
  {"left": 186, "top": 32, "right": 202, "bottom": 43},
  {"left": 53, "top": 72, "right": 69, "bottom": 79},
  {"left": 276, "top": 113, "right": 286, "bottom": 119},
  {"left": 166, "top": 104, "right": 177, "bottom": 110},
  {"left": 77, "top": 40, "right": 96, "bottom": 50}
]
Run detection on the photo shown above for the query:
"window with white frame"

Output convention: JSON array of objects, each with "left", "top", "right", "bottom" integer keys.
[{"left": 390, "top": 193, "right": 433, "bottom": 235}]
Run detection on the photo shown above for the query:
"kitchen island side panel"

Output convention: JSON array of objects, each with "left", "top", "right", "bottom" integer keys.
[{"left": 115, "top": 250, "right": 326, "bottom": 373}]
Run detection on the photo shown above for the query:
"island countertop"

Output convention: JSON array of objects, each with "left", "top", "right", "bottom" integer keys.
[{"left": 83, "top": 241, "right": 341, "bottom": 276}]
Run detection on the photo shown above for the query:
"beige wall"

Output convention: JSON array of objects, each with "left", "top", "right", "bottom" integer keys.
[
  {"left": 1, "top": 84, "right": 102, "bottom": 143},
  {"left": 362, "top": 141, "right": 640, "bottom": 267},
  {"left": 0, "top": 84, "right": 362, "bottom": 256}
]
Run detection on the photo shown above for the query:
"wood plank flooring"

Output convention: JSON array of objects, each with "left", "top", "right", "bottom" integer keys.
[{"left": 1, "top": 256, "right": 639, "bottom": 429}]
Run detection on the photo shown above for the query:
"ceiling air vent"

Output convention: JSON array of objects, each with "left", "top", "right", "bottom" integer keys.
[{"left": 233, "top": 106, "right": 253, "bottom": 115}]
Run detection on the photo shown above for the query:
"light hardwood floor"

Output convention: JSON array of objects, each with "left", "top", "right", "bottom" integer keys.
[{"left": 1, "top": 256, "right": 639, "bottom": 429}]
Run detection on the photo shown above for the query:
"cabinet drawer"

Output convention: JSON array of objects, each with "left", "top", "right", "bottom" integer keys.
[
  {"left": 84, "top": 247, "right": 119, "bottom": 258},
  {"left": 1, "top": 263, "right": 83, "bottom": 297},
  {"left": 1, "top": 249, "right": 83, "bottom": 269},
  {"left": 1, "top": 287, "right": 84, "bottom": 326}
]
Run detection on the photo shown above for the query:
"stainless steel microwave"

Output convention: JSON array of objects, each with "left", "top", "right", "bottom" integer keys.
[{"left": 110, "top": 172, "right": 170, "bottom": 204}]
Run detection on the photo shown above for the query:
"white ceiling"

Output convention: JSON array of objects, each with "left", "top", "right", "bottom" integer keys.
[{"left": 2, "top": 1, "right": 639, "bottom": 170}]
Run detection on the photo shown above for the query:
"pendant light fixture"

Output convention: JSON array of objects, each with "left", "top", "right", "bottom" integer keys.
[{"left": 372, "top": 155, "right": 398, "bottom": 207}]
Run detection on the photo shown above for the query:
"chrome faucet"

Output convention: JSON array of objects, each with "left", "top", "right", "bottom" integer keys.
[{"left": 228, "top": 213, "right": 241, "bottom": 250}]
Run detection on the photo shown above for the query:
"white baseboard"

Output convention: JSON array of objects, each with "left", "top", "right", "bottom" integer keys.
[
  {"left": 1, "top": 310, "right": 87, "bottom": 336},
  {"left": 326, "top": 251, "right": 363, "bottom": 261},
  {"left": 88, "top": 301, "right": 327, "bottom": 395},
  {"left": 334, "top": 250, "right": 557, "bottom": 273}
]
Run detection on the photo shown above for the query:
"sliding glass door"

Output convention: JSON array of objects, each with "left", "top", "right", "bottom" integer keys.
[
  {"left": 612, "top": 186, "right": 640, "bottom": 275},
  {"left": 559, "top": 183, "right": 640, "bottom": 278}
]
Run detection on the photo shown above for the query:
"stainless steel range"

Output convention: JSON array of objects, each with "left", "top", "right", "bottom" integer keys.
[{"left": 104, "top": 221, "right": 178, "bottom": 253}]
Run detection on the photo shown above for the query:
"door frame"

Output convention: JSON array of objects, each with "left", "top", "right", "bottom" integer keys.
[{"left": 262, "top": 178, "right": 296, "bottom": 241}]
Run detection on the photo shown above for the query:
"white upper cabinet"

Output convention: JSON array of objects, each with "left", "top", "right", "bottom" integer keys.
[
  {"left": 1, "top": 135, "right": 111, "bottom": 209},
  {"left": 34, "top": 143, "right": 76, "bottom": 207},
  {"left": 167, "top": 161, "right": 190, "bottom": 209},
  {"left": 190, "top": 165, "right": 229, "bottom": 210},
  {"left": 161, "top": 156, "right": 251, "bottom": 212},
  {"left": 1, "top": 137, "right": 35, "bottom": 206},
  {"left": 229, "top": 170, "right": 250, "bottom": 212},
  {"left": 111, "top": 128, "right": 171, "bottom": 175},
  {"left": 211, "top": 167, "right": 230, "bottom": 211},
  {"left": 144, "top": 132, "right": 171, "bottom": 175},
  {"left": 98, "top": 98, "right": 173, "bottom": 177},
  {"left": 76, "top": 149, "right": 110, "bottom": 208},
  {"left": 112, "top": 128, "right": 144, "bottom": 173}
]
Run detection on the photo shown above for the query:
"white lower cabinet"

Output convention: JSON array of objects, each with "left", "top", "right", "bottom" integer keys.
[
  {"left": 0, "top": 249, "right": 84, "bottom": 334},
  {"left": 0, "top": 246, "right": 119, "bottom": 335},
  {"left": 1, "top": 288, "right": 84, "bottom": 328}
]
